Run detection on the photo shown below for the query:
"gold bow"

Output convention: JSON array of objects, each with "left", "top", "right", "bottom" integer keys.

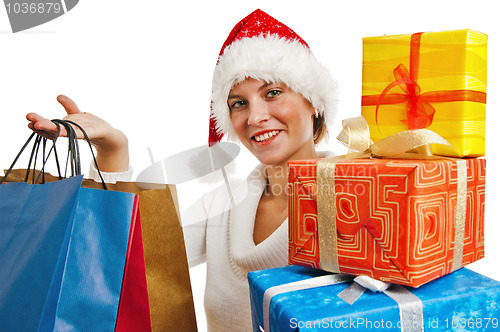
[{"left": 335, "top": 116, "right": 453, "bottom": 158}]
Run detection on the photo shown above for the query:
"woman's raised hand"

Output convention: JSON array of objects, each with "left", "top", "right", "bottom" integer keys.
[{"left": 26, "top": 95, "right": 129, "bottom": 172}]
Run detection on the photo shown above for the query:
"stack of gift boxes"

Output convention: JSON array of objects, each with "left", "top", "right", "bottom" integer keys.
[{"left": 248, "top": 30, "right": 500, "bottom": 331}]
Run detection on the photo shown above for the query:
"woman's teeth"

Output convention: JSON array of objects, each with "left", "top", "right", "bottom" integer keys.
[{"left": 254, "top": 130, "right": 280, "bottom": 142}]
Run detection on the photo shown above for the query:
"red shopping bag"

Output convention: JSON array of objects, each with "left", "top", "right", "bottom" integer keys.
[{"left": 116, "top": 205, "right": 152, "bottom": 332}]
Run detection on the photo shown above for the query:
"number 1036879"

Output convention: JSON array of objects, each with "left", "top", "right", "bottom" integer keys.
[
  {"left": 443, "top": 317, "right": 498, "bottom": 329},
  {"left": 5, "top": 2, "right": 62, "bottom": 14}
]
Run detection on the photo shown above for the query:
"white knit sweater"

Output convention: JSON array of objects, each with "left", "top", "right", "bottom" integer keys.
[{"left": 198, "top": 163, "right": 288, "bottom": 331}]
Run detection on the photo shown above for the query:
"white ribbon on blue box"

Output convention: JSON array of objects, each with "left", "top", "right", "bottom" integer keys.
[{"left": 248, "top": 265, "right": 500, "bottom": 332}]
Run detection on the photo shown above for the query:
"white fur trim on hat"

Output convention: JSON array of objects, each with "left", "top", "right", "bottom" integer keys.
[{"left": 211, "top": 34, "right": 339, "bottom": 141}]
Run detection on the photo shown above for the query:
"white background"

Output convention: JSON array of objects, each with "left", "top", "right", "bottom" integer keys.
[{"left": 1, "top": 1, "right": 499, "bottom": 331}]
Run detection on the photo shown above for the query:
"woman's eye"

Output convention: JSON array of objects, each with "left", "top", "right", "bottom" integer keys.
[
  {"left": 230, "top": 100, "right": 246, "bottom": 110},
  {"left": 267, "top": 90, "right": 281, "bottom": 98}
]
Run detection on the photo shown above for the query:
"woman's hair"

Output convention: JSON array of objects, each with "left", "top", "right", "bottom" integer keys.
[{"left": 313, "top": 114, "right": 327, "bottom": 144}]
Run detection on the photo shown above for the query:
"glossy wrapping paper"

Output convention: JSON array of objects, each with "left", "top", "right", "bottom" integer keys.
[
  {"left": 288, "top": 157, "right": 485, "bottom": 287},
  {"left": 248, "top": 265, "right": 500, "bottom": 332},
  {"left": 361, "top": 30, "right": 487, "bottom": 157}
]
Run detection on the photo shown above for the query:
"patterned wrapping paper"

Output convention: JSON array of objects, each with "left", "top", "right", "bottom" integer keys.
[
  {"left": 248, "top": 265, "right": 500, "bottom": 332},
  {"left": 288, "top": 157, "right": 486, "bottom": 287},
  {"left": 361, "top": 30, "right": 487, "bottom": 157}
]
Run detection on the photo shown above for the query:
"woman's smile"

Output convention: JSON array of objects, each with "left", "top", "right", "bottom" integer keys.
[{"left": 252, "top": 129, "right": 281, "bottom": 143}]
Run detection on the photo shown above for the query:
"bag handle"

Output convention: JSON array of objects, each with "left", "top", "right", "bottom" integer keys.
[
  {"left": 1, "top": 119, "right": 107, "bottom": 190},
  {"left": 51, "top": 119, "right": 81, "bottom": 178},
  {"left": 62, "top": 119, "right": 107, "bottom": 189},
  {"left": 1, "top": 122, "right": 62, "bottom": 185},
  {"left": 26, "top": 129, "right": 62, "bottom": 184}
]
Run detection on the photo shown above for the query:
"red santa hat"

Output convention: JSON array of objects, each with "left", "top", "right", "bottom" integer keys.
[{"left": 209, "top": 9, "right": 338, "bottom": 146}]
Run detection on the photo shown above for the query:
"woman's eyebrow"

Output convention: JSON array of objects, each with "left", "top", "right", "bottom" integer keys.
[
  {"left": 227, "top": 93, "right": 242, "bottom": 100},
  {"left": 258, "top": 82, "right": 274, "bottom": 91}
]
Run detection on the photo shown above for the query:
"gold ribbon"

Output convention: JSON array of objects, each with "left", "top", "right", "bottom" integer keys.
[
  {"left": 335, "top": 116, "right": 453, "bottom": 158},
  {"left": 317, "top": 116, "right": 467, "bottom": 274},
  {"left": 452, "top": 160, "right": 467, "bottom": 272}
]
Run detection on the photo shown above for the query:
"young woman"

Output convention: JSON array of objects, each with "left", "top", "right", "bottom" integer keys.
[{"left": 27, "top": 9, "right": 339, "bottom": 331}]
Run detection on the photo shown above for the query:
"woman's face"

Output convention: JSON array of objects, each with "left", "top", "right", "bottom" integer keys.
[{"left": 229, "top": 78, "right": 317, "bottom": 166}]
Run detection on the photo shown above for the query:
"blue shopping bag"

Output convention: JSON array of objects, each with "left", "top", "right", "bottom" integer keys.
[
  {"left": 0, "top": 176, "right": 83, "bottom": 331},
  {"left": 0, "top": 175, "right": 137, "bottom": 332}
]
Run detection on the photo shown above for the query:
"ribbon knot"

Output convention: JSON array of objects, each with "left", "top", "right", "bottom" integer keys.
[
  {"left": 337, "top": 276, "right": 424, "bottom": 332},
  {"left": 376, "top": 63, "right": 435, "bottom": 130}
]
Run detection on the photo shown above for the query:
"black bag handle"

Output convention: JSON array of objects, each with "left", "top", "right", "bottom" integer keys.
[
  {"left": 60, "top": 119, "right": 107, "bottom": 189},
  {"left": 1, "top": 122, "right": 62, "bottom": 185},
  {"left": 1, "top": 119, "right": 107, "bottom": 190},
  {"left": 51, "top": 119, "right": 82, "bottom": 178}
]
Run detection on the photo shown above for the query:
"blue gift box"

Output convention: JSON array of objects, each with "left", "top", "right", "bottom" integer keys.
[{"left": 248, "top": 265, "right": 500, "bottom": 331}]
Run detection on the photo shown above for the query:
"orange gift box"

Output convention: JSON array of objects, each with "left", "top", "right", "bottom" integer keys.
[{"left": 288, "top": 157, "right": 485, "bottom": 287}]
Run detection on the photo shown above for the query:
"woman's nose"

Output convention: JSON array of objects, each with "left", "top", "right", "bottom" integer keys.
[{"left": 247, "top": 101, "right": 270, "bottom": 126}]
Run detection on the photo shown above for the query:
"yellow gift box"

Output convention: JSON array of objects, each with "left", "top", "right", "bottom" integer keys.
[{"left": 361, "top": 30, "right": 487, "bottom": 157}]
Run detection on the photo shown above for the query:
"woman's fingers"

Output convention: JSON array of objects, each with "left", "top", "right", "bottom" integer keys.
[
  {"left": 26, "top": 112, "right": 67, "bottom": 139},
  {"left": 26, "top": 112, "right": 54, "bottom": 131}
]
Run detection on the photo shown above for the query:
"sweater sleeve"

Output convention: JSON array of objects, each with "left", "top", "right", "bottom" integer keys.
[{"left": 88, "top": 162, "right": 134, "bottom": 183}]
